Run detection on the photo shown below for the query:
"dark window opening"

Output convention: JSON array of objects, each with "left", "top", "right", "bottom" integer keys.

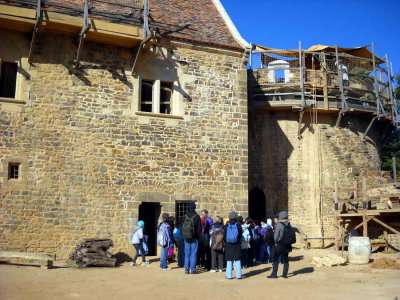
[
  {"left": 8, "top": 162, "right": 20, "bottom": 179},
  {"left": 0, "top": 62, "right": 18, "bottom": 98},
  {"left": 140, "top": 80, "right": 153, "bottom": 112},
  {"left": 175, "top": 201, "right": 192, "bottom": 224},
  {"left": 160, "top": 82, "right": 172, "bottom": 114}
]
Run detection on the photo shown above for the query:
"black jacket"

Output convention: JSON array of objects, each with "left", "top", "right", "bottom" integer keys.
[{"left": 223, "top": 220, "right": 242, "bottom": 261}]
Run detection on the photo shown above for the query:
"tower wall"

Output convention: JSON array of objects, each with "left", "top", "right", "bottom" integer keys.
[{"left": 249, "top": 109, "right": 386, "bottom": 241}]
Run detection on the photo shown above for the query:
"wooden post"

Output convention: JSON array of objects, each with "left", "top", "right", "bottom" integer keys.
[
  {"left": 362, "top": 176, "right": 367, "bottom": 208},
  {"left": 322, "top": 54, "right": 329, "bottom": 109},
  {"left": 334, "top": 181, "right": 339, "bottom": 210},
  {"left": 335, "top": 218, "right": 340, "bottom": 251},
  {"left": 383, "top": 229, "right": 388, "bottom": 252},
  {"left": 353, "top": 181, "right": 358, "bottom": 202},
  {"left": 362, "top": 212, "right": 368, "bottom": 237}
]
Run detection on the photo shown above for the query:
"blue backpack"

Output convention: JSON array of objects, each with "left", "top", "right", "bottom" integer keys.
[
  {"left": 173, "top": 228, "right": 182, "bottom": 241},
  {"left": 226, "top": 222, "right": 239, "bottom": 243}
]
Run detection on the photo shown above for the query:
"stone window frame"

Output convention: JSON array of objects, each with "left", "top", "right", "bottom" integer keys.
[
  {"left": 2, "top": 158, "right": 28, "bottom": 186},
  {"left": 128, "top": 47, "right": 191, "bottom": 121},
  {"left": 0, "top": 57, "right": 29, "bottom": 105},
  {"left": 138, "top": 78, "right": 175, "bottom": 115},
  {"left": 132, "top": 77, "right": 184, "bottom": 119}
]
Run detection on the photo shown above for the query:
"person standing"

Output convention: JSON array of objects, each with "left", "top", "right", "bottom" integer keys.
[
  {"left": 173, "top": 219, "right": 185, "bottom": 268},
  {"left": 238, "top": 216, "right": 250, "bottom": 269},
  {"left": 158, "top": 213, "right": 173, "bottom": 270},
  {"left": 209, "top": 216, "right": 224, "bottom": 272},
  {"left": 224, "top": 212, "right": 243, "bottom": 280},
  {"left": 181, "top": 202, "right": 201, "bottom": 274},
  {"left": 131, "top": 220, "right": 149, "bottom": 266},
  {"left": 199, "top": 209, "right": 212, "bottom": 270},
  {"left": 268, "top": 211, "right": 295, "bottom": 279}
]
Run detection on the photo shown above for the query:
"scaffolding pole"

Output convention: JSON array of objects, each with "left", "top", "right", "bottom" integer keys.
[
  {"left": 143, "top": 0, "right": 150, "bottom": 39},
  {"left": 334, "top": 45, "right": 348, "bottom": 127},
  {"left": 131, "top": 0, "right": 151, "bottom": 74},
  {"left": 371, "top": 43, "right": 385, "bottom": 118},
  {"left": 74, "top": 0, "right": 91, "bottom": 68},
  {"left": 386, "top": 55, "right": 398, "bottom": 126},
  {"left": 28, "top": 0, "right": 42, "bottom": 64}
]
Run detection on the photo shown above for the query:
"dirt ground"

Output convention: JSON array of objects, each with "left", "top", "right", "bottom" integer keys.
[{"left": 1, "top": 249, "right": 399, "bottom": 300}]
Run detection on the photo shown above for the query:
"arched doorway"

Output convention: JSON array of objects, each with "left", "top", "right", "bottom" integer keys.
[{"left": 249, "top": 187, "right": 266, "bottom": 224}]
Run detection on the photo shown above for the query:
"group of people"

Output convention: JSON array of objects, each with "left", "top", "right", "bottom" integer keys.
[{"left": 131, "top": 203, "right": 296, "bottom": 279}]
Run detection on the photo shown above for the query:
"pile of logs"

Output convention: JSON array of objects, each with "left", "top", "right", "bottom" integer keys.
[{"left": 69, "top": 239, "right": 117, "bottom": 268}]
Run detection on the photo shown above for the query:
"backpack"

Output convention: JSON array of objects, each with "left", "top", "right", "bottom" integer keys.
[
  {"left": 263, "top": 228, "right": 274, "bottom": 245},
  {"left": 211, "top": 229, "right": 224, "bottom": 250},
  {"left": 257, "top": 226, "right": 268, "bottom": 244},
  {"left": 226, "top": 222, "right": 239, "bottom": 243},
  {"left": 157, "top": 223, "right": 169, "bottom": 247},
  {"left": 173, "top": 227, "right": 182, "bottom": 241},
  {"left": 242, "top": 227, "right": 251, "bottom": 242},
  {"left": 182, "top": 215, "right": 196, "bottom": 240},
  {"left": 280, "top": 223, "right": 296, "bottom": 245},
  {"left": 250, "top": 227, "right": 257, "bottom": 242}
]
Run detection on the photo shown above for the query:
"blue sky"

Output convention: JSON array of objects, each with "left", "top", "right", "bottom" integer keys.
[{"left": 221, "top": 0, "right": 400, "bottom": 76}]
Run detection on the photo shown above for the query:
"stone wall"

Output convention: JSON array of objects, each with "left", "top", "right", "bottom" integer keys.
[
  {"left": 249, "top": 109, "right": 388, "bottom": 243},
  {"left": 0, "top": 30, "right": 248, "bottom": 259}
]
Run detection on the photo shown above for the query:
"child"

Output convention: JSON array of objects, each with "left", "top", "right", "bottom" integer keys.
[
  {"left": 158, "top": 214, "right": 173, "bottom": 270},
  {"left": 257, "top": 218, "right": 273, "bottom": 263},
  {"left": 209, "top": 216, "right": 224, "bottom": 272},
  {"left": 131, "top": 220, "right": 149, "bottom": 266}
]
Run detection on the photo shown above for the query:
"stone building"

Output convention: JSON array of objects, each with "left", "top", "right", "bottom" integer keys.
[
  {"left": 0, "top": 0, "right": 249, "bottom": 258},
  {"left": 1, "top": 1, "right": 398, "bottom": 258}
]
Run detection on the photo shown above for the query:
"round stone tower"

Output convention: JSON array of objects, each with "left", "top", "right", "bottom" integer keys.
[{"left": 248, "top": 45, "right": 398, "bottom": 244}]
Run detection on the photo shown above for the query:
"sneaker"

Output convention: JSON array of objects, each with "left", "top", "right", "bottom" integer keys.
[
  {"left": 189, "top": 270, "right": 197, "bottom": 274},
  {"left": 130, "top": 262, "right": 137, "bottom": 266},
  {"left": 162, "top": 267, "right": 171, "bottom": 271},
  {"left": 267, "top": 274, "right": 278, "bottom": 279},
  {"left": 185, "top": 271, "right": 189, "bottom": 274},
  {"left": 210, "top": 269, "right": 217, "bottom": 273},
  {"left": 226, "top": 277, "right": 233, "bottom": 280},
  {"left": 141, "top": 261, "right": 149, "bottom": 266},
  {"left": 218, "top": 269, "right": 223, "bottom": 272}
]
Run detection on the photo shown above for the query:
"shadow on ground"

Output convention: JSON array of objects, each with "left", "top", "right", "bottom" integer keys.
[{"left": 289, "top": 267, "right": 314, "bottom": 277}]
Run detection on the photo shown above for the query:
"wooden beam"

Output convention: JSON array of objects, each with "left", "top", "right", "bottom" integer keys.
[
  {"left": 371, "top": 217, "right": 400, "bottom": 234},
  {"left": 354, "top": 216, "right": 373, "bottom": 230},
  {"left": 0, "top": 4, "right": 142, "bottom": 47},
  {"left": 0, "top": 251, "right": 55, "bottom": 260}
]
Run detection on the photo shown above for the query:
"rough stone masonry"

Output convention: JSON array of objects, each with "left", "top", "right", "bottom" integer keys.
[{"left": 0, "top": 30, "right": 248, "bottom": 259}]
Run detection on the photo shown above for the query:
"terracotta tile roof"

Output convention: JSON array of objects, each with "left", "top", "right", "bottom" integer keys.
[
  {"left": 1, "top": 0, "right": 244, "bottom": 50},
  {"left": 150, "top": 0, "right": 243, "bottom": 50}
]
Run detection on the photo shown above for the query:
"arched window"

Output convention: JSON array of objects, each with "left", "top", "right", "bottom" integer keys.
[{"left": 268, "top": 60, "right": 291, "bottom": 83}]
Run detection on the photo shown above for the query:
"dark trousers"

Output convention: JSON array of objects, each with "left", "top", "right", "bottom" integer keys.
[
  {"left": 132, "top": 243, "right": 146, "bottom": 263},
  {"left": 271, "top": 246, "right": 289, "bottom": 277},
  {"left": 248, "top": 241, "right": 256, "bottom": 266},
  {"left": 211, "top": 249, "right": 224, "bottom": 270},
  {"left": 241, "top": 249, "right": 249, "bottom": 267},
  {"left": 198, "top": 244, "right": 211, "bottom": 270}
]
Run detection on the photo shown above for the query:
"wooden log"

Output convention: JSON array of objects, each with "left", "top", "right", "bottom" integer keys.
[
  {"left": 371, "top": 217, "right": 400, "bottom": 234},
  {"left": 0, "top": 252, "right": 55, "bottom": 261}
]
